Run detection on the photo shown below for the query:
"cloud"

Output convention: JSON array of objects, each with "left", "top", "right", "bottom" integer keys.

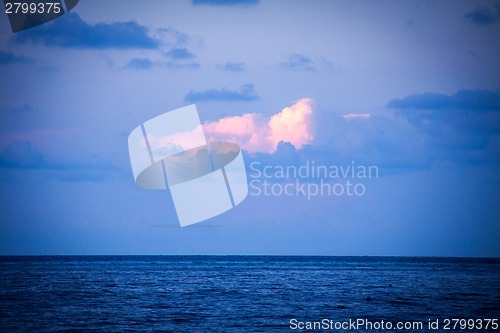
[
  {"left": 165, "top": 47, "right": 200, "bottom": 69},
  {"left": 280, "top": 54, "right": 333, "bottom": 72},
  {"left": 268, "top": 90, "right": 500, "bottom": 172},
  {"left": 388, "top": 89, "right": 500, "bottom": 164},
  {"left": 387, "top": 93, "right": 452, "bottom": 110},
  {"left": 0, "top": 50, "right": 32, "bottom": 65},
  {"left": 465, "top": 6, "right": 498, "bottom": 25},
  {"left": 155, "top": 27, "right": 190, "bottom": 46},
  {"left": 192, "top": 0, "right": 259, "bottom": 6},
  {"left": 203, "top": 98, "right": 314, "bottom": 153},
  {"left": 0, "top": 141, "right": 115, "bottom": 179},
  {"left": 343, "top": 113, "right": 371, "bottom": 120},
  {"left": 240, "top": 109, "right": 433, "bottom": 176},
  {"left": 387, "top": 89, "right": 500, "bottom": 111},
  {"left": 0, "top": 141, "right": 44, "bottom": 169},
  {"left": 216, "top": 62, "right": 245, "bottom": 72},
  {"left": 280, "top": 54, "right": 316, "bottom": 71},
  {"left": 14, "top": 12, "right": 158, "bottom": 49},
  {"left": 309, "top": 110, "right": 432, "bottom": 171},
  {"left": 122, "top": 57, "right": 198, "bottom": 71},
  {"left": 165, "top": 48, "right": 195, "bottom": 60},
  {"left": 185, "top": 83, "right": 259, "bottom": 102},
  {"left": 124, "top": 58, "right": 153, "bottom": 70}
]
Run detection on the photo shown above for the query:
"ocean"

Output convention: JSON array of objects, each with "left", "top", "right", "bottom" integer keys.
[{"left": 0, "top": 256, "right": 499, "bottom": 332}]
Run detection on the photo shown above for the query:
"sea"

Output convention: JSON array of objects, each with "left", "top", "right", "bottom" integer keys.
[{"left": 0, "top": 256, "right": 499, "bottom": 332}]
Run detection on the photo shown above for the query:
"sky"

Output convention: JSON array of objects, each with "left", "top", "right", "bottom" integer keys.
[{"left": 0, "top": 0, "right": 499, "bottom": 256}]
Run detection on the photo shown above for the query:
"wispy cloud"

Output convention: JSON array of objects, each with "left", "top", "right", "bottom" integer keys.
[
  {"left": 165, "top": 48, "right": 195, "bottom": 60},
  {"left": 216, "top": 62, "right": 245, "bottom": 72},
  {"left": 280, "top": 54, "right": 315, "bottom": 71},
  {"left": 14, "top": 13, "right": 158, "bottom": 49},
  {"left": 203, "top": 98, "right": 314, "bottom": 153},
  {"left": 0, "top": 141, "right": 44, "bottom": 169},
  {"left": 185, "top": 83, "right": 258, "bottom": 102},
  {"left": 0, "top": 140, "right": 114, "bottom": 171},
  {"left": 124, "top": 58, "right": 153, "bottom": 70},
  {"left": 192, "top": 0, "right": 259, "bottom": 6},
  {"left": 280, "top": 53, "right": 333, "bottom": 72},
  {"left": 0, "top": 50, "right": 32, "bottom": 65},
  {"left": 465, "top": 6, "right": 498, "bottom": 25},
  {"left": 0, "top": 140, "right": 115, "bottom": 181},
  {"left": 155, "top": 27, "right": 190, "bottom": 46}
]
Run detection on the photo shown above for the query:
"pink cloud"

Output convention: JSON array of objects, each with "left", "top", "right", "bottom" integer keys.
[{"left": 203, "top": 98, "right": 314, "bottom": 153}]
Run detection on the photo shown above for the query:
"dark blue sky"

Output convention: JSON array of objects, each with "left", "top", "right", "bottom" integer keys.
[{"left": 0, "top": 0, "right": 499, "bottom": 256}]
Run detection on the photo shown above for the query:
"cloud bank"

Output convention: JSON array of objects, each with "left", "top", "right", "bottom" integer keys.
[
  {"left": 203, "top": 98, "right": 314, "bottom": 153},
  {"left": 387, "top": 89, "right": 500, "bottom": 111},
  {"left": 388, "top": 89, "right": 500, "bottom": 164}
]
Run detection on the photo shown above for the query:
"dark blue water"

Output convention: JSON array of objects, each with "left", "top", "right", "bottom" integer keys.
[{"left": 0, "top": 256, "right": 499, "bottom": 332}]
